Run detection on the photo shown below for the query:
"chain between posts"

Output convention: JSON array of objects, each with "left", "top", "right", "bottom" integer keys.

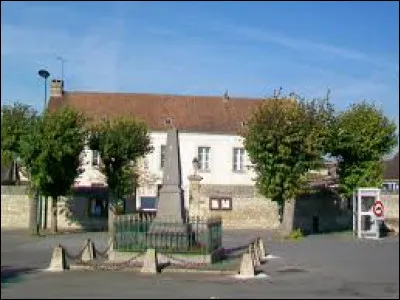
[
  {"left": 62, "top": 245, "right": 87, "bottom": 261},
  {"left": 94, "top": 240, "right": 113, "bottom": 259},
  {"left": 162, "top": 252, "right": 209, "bottom": 267}
]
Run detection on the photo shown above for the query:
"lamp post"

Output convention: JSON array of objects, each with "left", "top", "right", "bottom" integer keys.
[
  {"left": 37, "top": 69, "right": 50, "bottom": 233},
  {"left": 38, "top": 69, "right": 50, "bottom": 110}
]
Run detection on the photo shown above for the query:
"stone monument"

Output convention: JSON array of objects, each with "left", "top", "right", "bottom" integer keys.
[{"left": 149, "top": 128, "right": 188, "bottom": 235}]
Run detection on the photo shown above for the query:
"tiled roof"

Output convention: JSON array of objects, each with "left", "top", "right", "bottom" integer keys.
[
  {"left": 383, "top": 152, "right": 399, "bottom": 180},
  {"left": 48, "top": 91, "right": 264, "bottom": 134}
]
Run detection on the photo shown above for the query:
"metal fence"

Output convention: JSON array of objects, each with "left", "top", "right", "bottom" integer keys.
[{"left": 112, "top": 213, "right": 222, "bottom": 255}]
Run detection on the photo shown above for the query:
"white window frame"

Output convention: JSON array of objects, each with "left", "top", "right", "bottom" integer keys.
[
  {"left": 233, "top": 148, "right": 245, "bottom": 172},
  {"left": 137, "top": 184, "right": 162, "bottom": 211},
  {"left": 139, "top": 196, "right": 158, "bottom": 212},
  {"left": 198, "top": 146, "right": 211, "bottom": 172},
  {"left": 92, "top": 150, "right": 100, "bottom": 166}
]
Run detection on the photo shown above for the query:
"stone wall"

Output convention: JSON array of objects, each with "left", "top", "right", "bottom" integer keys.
[
  {"left": 189, "top": 183, "right": 354, "bottom": 233},
  {"left": 290, "top": 189, "right": 352, "bottom": 234},
  {"left": 193, "top": 184, "right": 280, "bottom": 230},
  {"left": 380, "top": 193, "right": 399, "bottom": 219},
  {"left": 1, "top": 186, "right": 31, "bottom": 229},
  {"left": 42, "top": 196, "right": 108, "bottom": 231},
  {"left": 1, "top": 185, "right": 138, "bottom": 231}
]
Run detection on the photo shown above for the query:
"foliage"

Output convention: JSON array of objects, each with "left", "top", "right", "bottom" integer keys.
[
  {"left": 286, "top": 228, "right": 304, "bottom": 240},
  {"left": 88, "top": 118, "right": 152, "bottom": 201},
  {"left": 243, "top": 97, "right": 334, "bottom": 221},
  {"left": 329, "top": 101, "right": 397, "bottom": 198},
  {"left": 1, "top": 102, "right": 38, "bottom": 166},
  {"left": 20, "top": 107, "right": 87, "bottom": 231}
]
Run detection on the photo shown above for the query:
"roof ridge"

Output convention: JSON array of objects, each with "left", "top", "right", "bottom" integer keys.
[{"left": 64, "top": 90, "right": 264, "bottom": 101}]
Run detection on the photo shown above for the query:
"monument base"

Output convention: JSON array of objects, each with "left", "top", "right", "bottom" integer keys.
[{"left": 148, "top": 220, "right": 191, "bottom": 250}]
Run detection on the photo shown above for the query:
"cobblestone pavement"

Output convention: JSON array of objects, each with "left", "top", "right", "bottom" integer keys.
[{"left": 1, "top": 229, "right": 399, "bottom": 299}]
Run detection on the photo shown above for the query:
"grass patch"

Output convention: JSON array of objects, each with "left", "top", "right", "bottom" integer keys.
[{"left": 285, "top": 228, "right": 304, "bottom": 240}]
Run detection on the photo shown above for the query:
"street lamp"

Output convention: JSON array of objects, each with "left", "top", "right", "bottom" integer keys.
[
  {"left": 37, "top": 69, "right": 50, "bottom": 233},
  {"left": 38, "top": 69, "right": 50, "bottom": 110}
]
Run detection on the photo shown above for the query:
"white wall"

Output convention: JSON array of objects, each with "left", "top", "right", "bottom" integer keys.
[
  {"left": 76, "top": 131, "right": 257, "bottom": 208},
  {"left": 74, "top": 145, "right": 107, "bottom": 187},
  {"left": 140, "top": 131, "right": 256, "bottom": 207}
]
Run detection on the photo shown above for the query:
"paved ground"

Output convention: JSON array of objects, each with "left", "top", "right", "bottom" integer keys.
[{"left": 1, "top": 229, "right": 399, "bottom": 299}]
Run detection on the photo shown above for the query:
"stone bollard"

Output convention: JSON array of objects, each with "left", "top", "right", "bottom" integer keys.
[
  {"left": 48, "top": 245, "right": 68, "bottom": 271},
  {"left": 257, "top": 237, "right": 267, "bottom": 260},
  {"left": 252, "top": 240, "right": 262, "bottom": 262},
  {"left": 141, "top": 248, "right": 158, "bottom": 274},
  {"left": 239, "top": 253, "right": 255, "bottom": 277},
  {"left": 81, "top": 239, "right": 96, "bottom": 262},
  {"left": 249, "top": 243, "right": 260, "bottom": 267}
]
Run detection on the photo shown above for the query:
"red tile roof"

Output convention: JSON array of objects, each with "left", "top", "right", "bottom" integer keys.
[{"left": 48, "top": 91, "right": 264, "bottom": 134}]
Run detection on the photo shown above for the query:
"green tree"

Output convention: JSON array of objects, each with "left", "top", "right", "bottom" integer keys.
[
  {"left": 1, "top": 102, "right": 38, "bottom": 166},
  {"left": 243, "top": 97, "right": 334, "bottom": 222},
  {"left": 1, "top": 102, "right": 39, "bottom": 234},
  {"left": 329, "top": 101, "right": 397, "bottom": 198},
  {"left": 20, "top": 108, "right": 87, "bottom": 232},
  {"left": 88, "top": 118, "right": 152, "bottom": 216}
]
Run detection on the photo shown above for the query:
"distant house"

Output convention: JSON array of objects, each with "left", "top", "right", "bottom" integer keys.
[
  {"left": 47, "top": 79, "right": 264, "bottom": 212},
  {"left": 46, "top": 79, "right": 340, "bottom": 223},
  {"left": 382, "top": 152, "right": 399, "bottom": 193}
]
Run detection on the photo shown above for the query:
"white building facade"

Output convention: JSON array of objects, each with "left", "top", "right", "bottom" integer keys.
[
  {"left": 135, "top": 131, "right": 256, "bottom": 210},
  {"left": 72, "top": 130, "right": 257, "bottom": 212},
  {"left": 48, "top": 79, "right": 262, "bottom": 213}
]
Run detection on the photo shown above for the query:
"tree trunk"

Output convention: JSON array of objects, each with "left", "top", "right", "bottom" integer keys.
[
  {"left": 51, "top": 196, "right": 58, "bottom": 233},
  {"left": 28, "top": 193, "right": 39, "bottom": 235},
  {"left": 279, "top": 199, "right": 296, "bottom": 236}
]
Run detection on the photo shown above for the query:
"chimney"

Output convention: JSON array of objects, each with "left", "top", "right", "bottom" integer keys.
[{"left": 50, "top": 79, "right": 64, "bottom": 97}]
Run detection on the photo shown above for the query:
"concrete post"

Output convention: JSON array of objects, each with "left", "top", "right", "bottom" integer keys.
[
  {"left": 81, "top": 239, "right": 96, "bottom": 262},
  {"left": 141, "top": 248, "right": 158, "bottom": 274},
  {"left": 48, "top": 245, "right": 68, "bottom": 271},
  {"left": 239, "top": 253, "right": 255, "bottom": 277}
]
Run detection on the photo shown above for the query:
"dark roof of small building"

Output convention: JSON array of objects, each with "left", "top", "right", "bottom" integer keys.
[
  {"left": 48, "top": 91, "right": 265, "bottom": 134},
  {"left": 383, "top": 152, "right": 399, "bottom": 180}
]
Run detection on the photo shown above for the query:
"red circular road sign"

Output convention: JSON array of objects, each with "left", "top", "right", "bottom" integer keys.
[{"left": 372, "top": 200, "right": 384, "bottom": 217}]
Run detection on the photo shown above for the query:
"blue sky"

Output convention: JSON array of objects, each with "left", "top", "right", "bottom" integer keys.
[{"left": 1, "top": 1, "right": 399, "bottom": 136}]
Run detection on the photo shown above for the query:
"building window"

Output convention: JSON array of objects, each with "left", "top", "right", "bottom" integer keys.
[
  {"left": 198, "top": 147, "right": 211, "bottom": 171},
  {"left": 160, "top": 145, "right": 166, "bottom": 169},
  {"left": 139, "top": 196, "right": 158, "bottom": 211},
  {"left": 233, "top": 148, "right": 245, "bottom": 172},
  {"left": 89, "top": 198, "right": 108, "bottom": 217},
  {"left": 143, "top": 157, "right": 149, "bottom": 170},
  {"left": 92, "top": 150, "right": 100, "bottom": 166}
]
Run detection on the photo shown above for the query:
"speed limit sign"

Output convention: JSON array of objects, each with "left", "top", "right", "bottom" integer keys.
[{"left": 372, "top": 200, "right": 384, "bottom": 217}]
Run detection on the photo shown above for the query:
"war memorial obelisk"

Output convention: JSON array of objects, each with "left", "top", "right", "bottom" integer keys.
[{"left": 149, "top": 128, "right": 188, "bottom": 236}]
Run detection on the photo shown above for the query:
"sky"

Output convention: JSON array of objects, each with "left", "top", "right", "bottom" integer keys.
[{"left": 1, "top": 1, "right": 399, "bottom": 140}]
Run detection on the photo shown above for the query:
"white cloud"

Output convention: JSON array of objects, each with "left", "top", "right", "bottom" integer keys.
[{"left": 209, "top": 22, "right": 398, "bottom": 75}]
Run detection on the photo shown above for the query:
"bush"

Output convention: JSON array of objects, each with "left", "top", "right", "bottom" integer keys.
[{"left": 286, "top": 228, "right": 304, "bottom": 240}]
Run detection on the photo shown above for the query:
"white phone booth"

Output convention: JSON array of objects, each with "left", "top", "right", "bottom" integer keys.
[{"left": 353, "top": 188, "right": 384, "bottom": 239}]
